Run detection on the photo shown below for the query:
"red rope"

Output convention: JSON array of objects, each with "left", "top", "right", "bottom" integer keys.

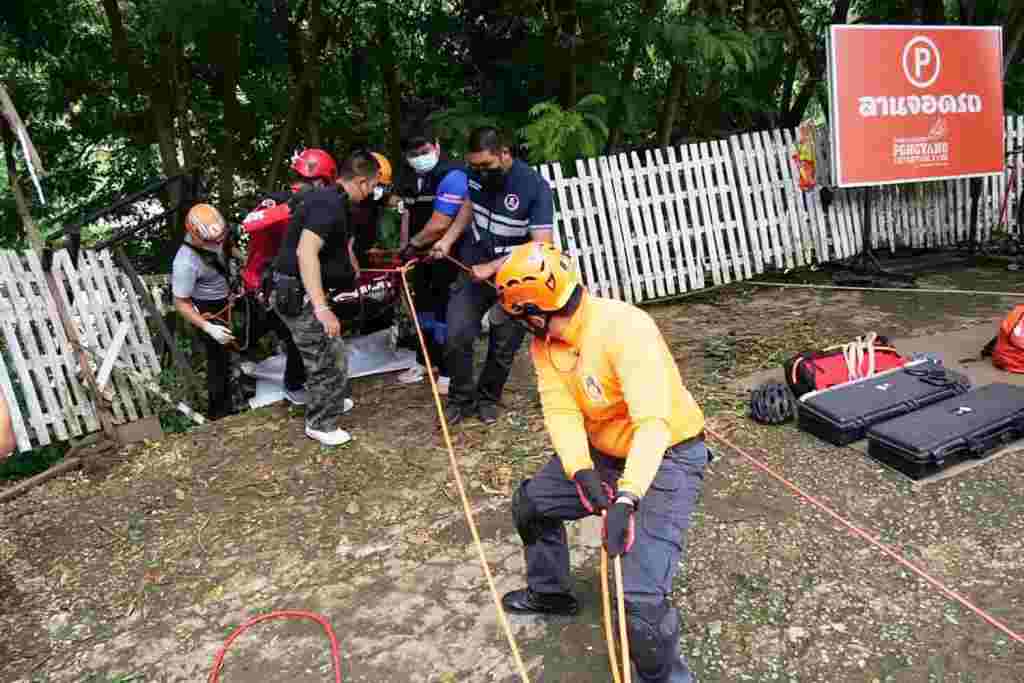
[
  {"left": 706, "top": 427, "right": 1024, "bottom": 645},
  {"left": 207, "top": 610, "right": 344, "bottom": 683}
]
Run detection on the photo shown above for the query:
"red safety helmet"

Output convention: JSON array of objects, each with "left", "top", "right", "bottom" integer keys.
[{"left": 290, "top": 149, "right": 337, "bottom": 183}]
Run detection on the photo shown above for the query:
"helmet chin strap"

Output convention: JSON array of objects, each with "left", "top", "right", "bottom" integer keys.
[
  {"left": 509, "top": 302, "right": 554, "bottom": 340},
  {"left": 512, "top": 313, "right": 551, "bottom": 340}
]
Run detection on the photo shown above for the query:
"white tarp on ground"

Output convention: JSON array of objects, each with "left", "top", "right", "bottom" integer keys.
[{"left": 244, "top": 328, "right": 416, "bottom": 409}]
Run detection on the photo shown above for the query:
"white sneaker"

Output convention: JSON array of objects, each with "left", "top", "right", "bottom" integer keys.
[
  {"left": 305, "top": 424, "right": 352, "bottom": 446},
  {"left": 285, "top": 388, "right": 308, "bottom": 406},
  {"left": 343, "top": 398, "right": 354, "bottom": 413},
  {"left": 397, "top": 364, "right": 426, "bottom": 384}
]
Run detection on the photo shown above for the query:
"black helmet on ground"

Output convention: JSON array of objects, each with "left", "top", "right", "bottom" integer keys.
[{"left": 750, "top": 381, "right": 795, "bottom": 425}]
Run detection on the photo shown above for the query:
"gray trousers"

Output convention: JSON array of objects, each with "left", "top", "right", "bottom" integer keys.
[
  {"left": 274, "top": 297, "right": 350, "bottom": 431},
  {"left": 517, "top": 440, "right": 708, "bottom": 682}
]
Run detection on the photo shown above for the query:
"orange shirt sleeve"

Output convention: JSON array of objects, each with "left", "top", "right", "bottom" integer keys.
[
  {"left": 532, "top": 341, "right": 592, "bottom": 480},
  {"left": 611, "top": 312, "right": 674, "bottom": 497}
]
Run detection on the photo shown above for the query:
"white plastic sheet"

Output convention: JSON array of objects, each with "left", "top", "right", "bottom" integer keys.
[{"left": 244, "top": 328, "right": 416, "bottom": 409}]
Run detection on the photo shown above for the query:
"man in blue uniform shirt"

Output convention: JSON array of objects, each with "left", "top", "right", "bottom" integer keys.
[
  {"left": 396, "top": 122, "right": 469, "bottom": 390},
  {"left": 431, "top": 126, "right": 554, "bottom": 425}
]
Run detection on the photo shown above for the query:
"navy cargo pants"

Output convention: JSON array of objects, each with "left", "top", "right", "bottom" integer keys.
[
  {"left": 515, "top": 439, "right": 708, "bottom": 682},
  {"left": 444, "top": 272, "right": 526, "bottom": 411}
]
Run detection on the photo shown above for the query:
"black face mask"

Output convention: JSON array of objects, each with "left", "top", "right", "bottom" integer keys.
[{"left": 480, "top": 167, "right": 507, "bottom": 194}]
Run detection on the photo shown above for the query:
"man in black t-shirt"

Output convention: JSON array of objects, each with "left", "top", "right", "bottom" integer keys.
[{"left": 272, "top": 150, "right": 381, "bottom": 446}]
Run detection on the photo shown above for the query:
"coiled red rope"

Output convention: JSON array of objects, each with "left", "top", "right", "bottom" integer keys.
[
  {"left": 706, "top": 427, "right": 1024, "bottom": 645},
  {"left": 207, "top": 611, "right": 343, "bottom": 682}
]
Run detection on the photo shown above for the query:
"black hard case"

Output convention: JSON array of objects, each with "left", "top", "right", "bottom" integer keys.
[
  {"left": 867, "top": 383, "right": 1024, "bottom": 479},
  {"left": 797, "top": 360, "right": 970, "bottom": 446}
]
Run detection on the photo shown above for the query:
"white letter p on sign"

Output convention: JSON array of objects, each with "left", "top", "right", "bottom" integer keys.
[
  {"left": 914, "top": 47, "right": 931, "bottom": 79},
  {"left": 903, "top": 36, "right": 941, "bottom": 89}
]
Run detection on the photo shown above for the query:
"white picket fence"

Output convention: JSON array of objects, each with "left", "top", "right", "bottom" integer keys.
[
  {"left": 0, "top": 248, "right": 160, "bottom": 453},
  {"left": 539, "top": 116, "right": 1024, "bottom": 304}
]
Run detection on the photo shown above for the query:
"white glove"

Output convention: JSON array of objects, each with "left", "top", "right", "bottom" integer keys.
[{"left": 201, "top": 321, "right": 236, "bottom": 346}]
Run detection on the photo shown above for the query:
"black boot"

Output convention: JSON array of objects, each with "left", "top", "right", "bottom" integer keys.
[
  {"left": 501, "top": 588, "right": 579, "bottom": 616},
  {"left": 444, "top": 401, "right": 472, "bottom": 426}
]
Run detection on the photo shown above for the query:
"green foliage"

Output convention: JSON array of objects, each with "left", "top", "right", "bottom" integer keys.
[
  {"left": 0, "top": 442, "right": 69, "bottom": 482},
  {"left": 0, "top": 0, "right": 1018, "bottom": 255},
  {"left": 426, "top": 102, "right": 511, "bottom": 157},
  {"left": 520, "top": 95, "right": 609, "bottom": 170}
]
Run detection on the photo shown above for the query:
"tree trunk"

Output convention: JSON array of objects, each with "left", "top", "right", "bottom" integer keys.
[
  {"left": 1005, "top": 5, "right": 1024, "bottom": 76},
  {"left": 377, "top": 10, "right": 403, "bottom": 167},
  {"left": 305, "top": 0, "right": 323, "bottom": 147},
  {"left": 605, "top": 0, "right": 667, "bottom": 152},
  {"left": 784, "top": 78, "right": 817, "bottom": 128},
  {"left": 1, "top": 127, "right": 21, "bottom": 243},
  {"left": 154, "top": 32, "right": 186, "bottom": 263},
  {"left": 560, "top": 0, "right": 578, "bottom": 109},
  {"left": 562, "top": 17, "right": 578, "bottom": 109},
  {"left": 266, "top": 82, "right": 306, "bottom": 193},
  {"left": 778, "top": 0, "right": 817, "bottom": 76},
  {"left": 2, "top": 124, "right": 39, "bottom": 250},
  {"left": 218, "top": 29, "right": 243, "bottom": 212},
  {"left": 657, "top": 61, "right": 687, "bottom": 149},
  {"left": 779, "top": 54, "right": 797, "bottom": 120},
  {"left": 174, "top": 40, "right": 197, "bottom": 173},
  {"left": 102, "top": 0, "right": 187, "bottom": 262},
  {"left": 923, "top": 0, "right": 945, "bottom": 24},
  {"left": 957, "top": 0, "right": 976, "bottom": 25},
  {"left": 741, "top": 0, "right": 757, "bottom": 31},
  {"left": 779, "top": 0, "right": 852, "bottom": 127},
  {"left": 265, "top": 0, "right": 333, "bottom": 191}
]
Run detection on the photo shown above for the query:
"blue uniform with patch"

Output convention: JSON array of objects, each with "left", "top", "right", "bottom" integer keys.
[
  {"left": 461, "top": 159, "right": 554, "bottom": 265},
  {"left": 444, "top": 159, "right": 554, "bottom": 417}
]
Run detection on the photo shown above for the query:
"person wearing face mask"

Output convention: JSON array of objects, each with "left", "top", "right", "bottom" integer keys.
[
  {"left": 494, "top": 242, "right": 708, "bottom": 683},
  {"left": 172, "top": 203, "right": 240, "bottom": 420},
  {"left": 271, "top": 150, "right": 381, "bottom": 446},
  {"left": 393, "top": 122, "right": 469, "bottom": 392},
  {"left": 347, "top": 151, "right": 395, "bottom": 275},
  {"left": 429, "top": 126, "right": 553, "bottom": 426}
]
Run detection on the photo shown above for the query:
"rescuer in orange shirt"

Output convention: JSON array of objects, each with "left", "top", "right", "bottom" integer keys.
[{"left": 495, "top": 242, "right": 707, "bottom": 683}]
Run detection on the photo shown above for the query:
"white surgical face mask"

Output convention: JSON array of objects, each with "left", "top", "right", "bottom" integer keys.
[{"left": 409, "top": 150, "right": 439, "bottom": 174}]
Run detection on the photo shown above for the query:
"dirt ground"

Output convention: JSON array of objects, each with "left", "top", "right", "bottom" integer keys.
[{"left": 4, "top": 260, "right": 1024, "bottom": 682}]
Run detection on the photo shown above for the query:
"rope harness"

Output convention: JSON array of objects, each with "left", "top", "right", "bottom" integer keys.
[{"left": 841, "top": 331, "right": 878, "bottom": 381}]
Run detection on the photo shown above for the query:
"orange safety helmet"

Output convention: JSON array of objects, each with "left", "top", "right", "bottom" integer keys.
[
  {"left": 371, "top": 152, "right": 392, "bottom": 185},
  {"left": 185, "top": 203, "right": 228, "bottom": 244},
  {"left": 496, "top": 242, "right": 579, "bottom": 316}
]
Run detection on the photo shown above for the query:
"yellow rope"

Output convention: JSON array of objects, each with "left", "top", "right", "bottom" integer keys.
[{"left": 397, "top": 261, "right": 531, "bottom": 682}]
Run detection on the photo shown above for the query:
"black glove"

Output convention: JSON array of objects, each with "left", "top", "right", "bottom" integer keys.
[
  {"left": 573, "top": 469, "right": 611, "bottom": 514},
  {"left": 603, "top": 496, "right": 637, "bottom": 557}
]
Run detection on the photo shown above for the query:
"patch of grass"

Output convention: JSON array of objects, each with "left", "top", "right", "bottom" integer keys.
[
  {"left": 732, "top": 573, "right": 787, "bottom": 626},
  {"left": 0, "top": 441, "right": 70, "bottom": 482}
]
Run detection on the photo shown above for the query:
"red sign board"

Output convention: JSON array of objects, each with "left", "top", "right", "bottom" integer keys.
[{"left": 828, "top": 25, "right": 1004, "bottom": 187}]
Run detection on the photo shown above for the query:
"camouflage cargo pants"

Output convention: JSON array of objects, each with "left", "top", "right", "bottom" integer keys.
[{"left": 273, "top": 296, "right": 350, "bottom": 432}]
